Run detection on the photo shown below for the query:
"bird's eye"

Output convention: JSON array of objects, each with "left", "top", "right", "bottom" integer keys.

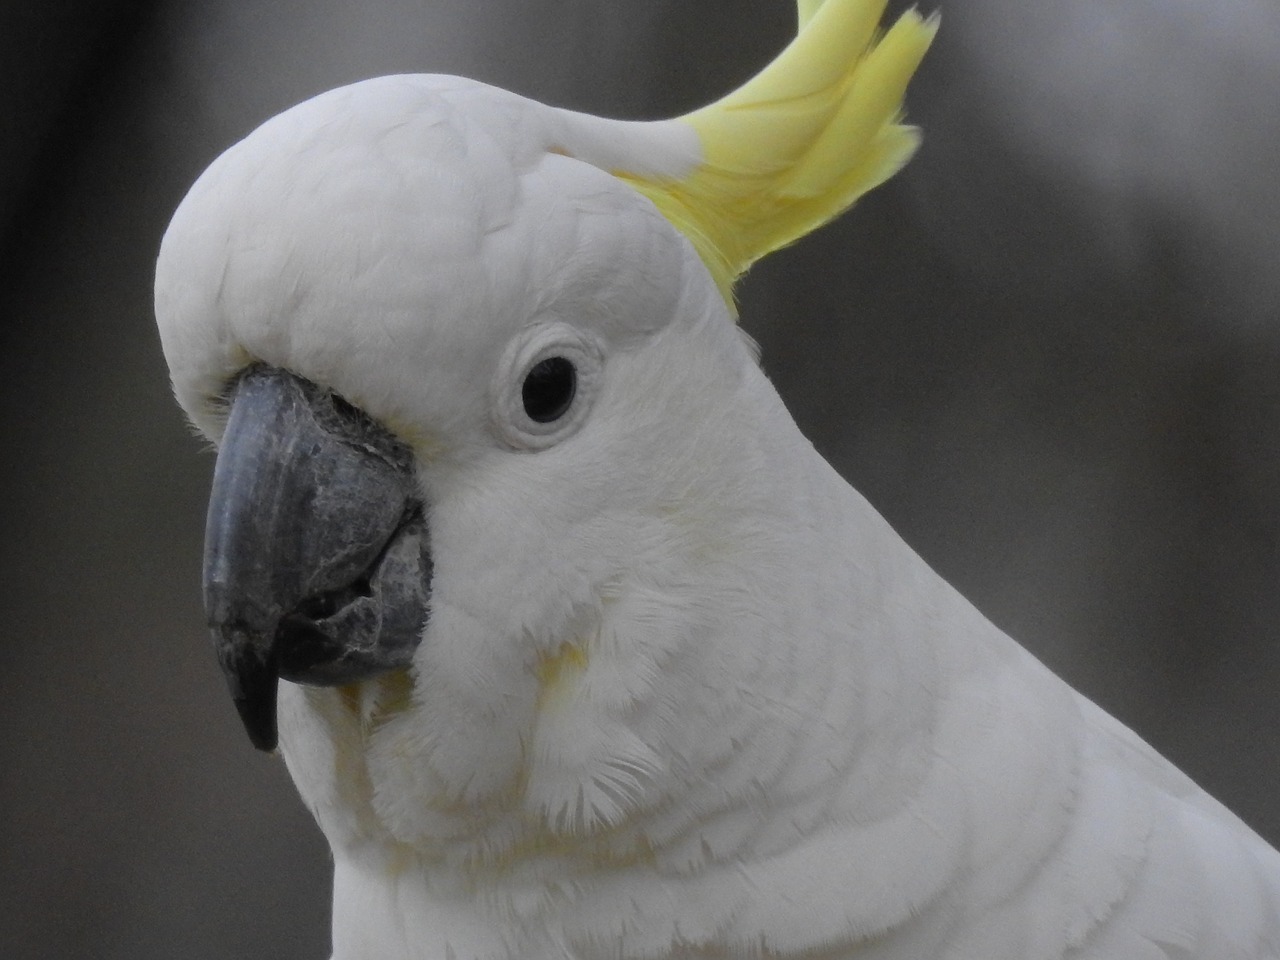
[
  {"left": 491, "top": 323, "right": 603, "bottom": 451},
  {"left": 521, "top": 357, "right": 576, "bottom": 423}
]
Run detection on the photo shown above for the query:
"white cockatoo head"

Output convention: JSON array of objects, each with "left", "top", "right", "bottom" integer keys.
[{"left": 155, "top": 0, "right": 935, "bottom": 865}]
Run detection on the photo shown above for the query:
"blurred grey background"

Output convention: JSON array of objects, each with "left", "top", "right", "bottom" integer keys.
[{"left": 3, "top": 0, "right": 1278, "bottom": 957}]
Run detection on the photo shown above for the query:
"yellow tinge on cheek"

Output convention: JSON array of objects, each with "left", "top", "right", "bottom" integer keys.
[
  {"left": 534, "top": 640, "right": 590, "bottom": 710},
  {"left": 338, "top": 669, "right": 416, "bottom": 734}
]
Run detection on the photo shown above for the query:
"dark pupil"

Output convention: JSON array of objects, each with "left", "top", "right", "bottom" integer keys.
[{"left": 522, "top": 356, "right": 576, "bottom": 423}]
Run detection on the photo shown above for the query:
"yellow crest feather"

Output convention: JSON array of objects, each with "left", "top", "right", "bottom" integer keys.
[
  {"left": 796, "top": 0, "right": 827, "bottom": 28},
  {"left": 619, "top": 0, "right": 937, "bottom": 307}
]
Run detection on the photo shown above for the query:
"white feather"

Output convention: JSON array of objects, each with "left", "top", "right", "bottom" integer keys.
[{"left": 157, "top": 73, "right": 1280, "bottom": 960}]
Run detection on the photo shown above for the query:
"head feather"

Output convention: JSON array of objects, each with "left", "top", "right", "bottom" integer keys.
[{"left": 617, "top": 0, "right": 937, "bottom": 307}]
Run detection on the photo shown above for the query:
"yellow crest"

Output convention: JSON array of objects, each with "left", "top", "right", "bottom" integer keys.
[{"left": 620, "top": 0, "right": 937, "bottom": 307}]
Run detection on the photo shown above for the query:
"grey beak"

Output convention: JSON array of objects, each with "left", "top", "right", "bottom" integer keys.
[{"left": 203, "top": 366, "right": 431, "bottom": 751}]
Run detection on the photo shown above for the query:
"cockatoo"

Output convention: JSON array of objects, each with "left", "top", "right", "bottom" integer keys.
[{"left": 153, "top": 0, "right": 1280, "bottom": 957}]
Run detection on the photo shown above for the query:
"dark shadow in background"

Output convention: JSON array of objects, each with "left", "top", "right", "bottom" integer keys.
[{"left": 3, "top": 2, "right": 1278, "bottom": 957}]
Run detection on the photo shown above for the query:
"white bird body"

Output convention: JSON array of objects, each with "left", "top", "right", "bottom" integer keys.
[{"left": 154, "top": 3, "right": 1280, "bottom": 958}]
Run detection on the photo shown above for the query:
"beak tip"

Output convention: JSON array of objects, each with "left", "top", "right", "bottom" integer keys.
[
  {"left": 234, "top": 692, "right": 280, "bottom": 753},
  {"left": 217, "top": 640, "right": 281, "bottom": 752}
]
